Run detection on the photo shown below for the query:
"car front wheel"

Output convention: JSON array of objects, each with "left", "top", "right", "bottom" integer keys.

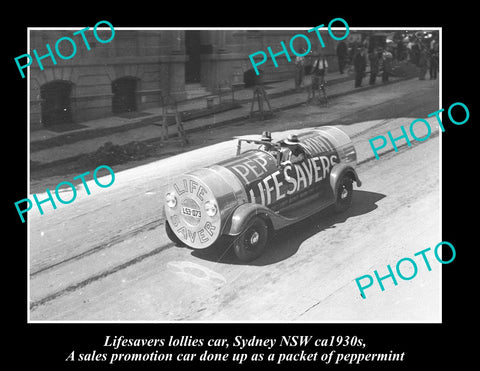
[
  {"left": 233, "top": 217, "right": 269, "bottom": 262},
  {"left": 334, "top": 174, "right": 353, "bottom": 213}
]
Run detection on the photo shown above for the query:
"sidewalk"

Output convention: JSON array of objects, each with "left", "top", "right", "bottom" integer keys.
[{"left": 30, "top": 68, "right": 412, "bottom": 170}]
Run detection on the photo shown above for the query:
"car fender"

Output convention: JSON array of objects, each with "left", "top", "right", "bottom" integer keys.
[
  {"left": 222, "top": 203, "right": 277, "bottom": 236},
  {"left": 329, "top": 163, "right": 362, "bottom": 198}
]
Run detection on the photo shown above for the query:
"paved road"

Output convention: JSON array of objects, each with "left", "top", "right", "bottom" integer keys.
[{"left": 29, "top": 78, "right": 441, "bottom": 321}]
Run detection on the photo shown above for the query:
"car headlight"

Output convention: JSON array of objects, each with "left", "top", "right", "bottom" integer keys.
[
  {"left": 204, "top": 200, "right": 217, "bottom": 217},
  {"left": 165, "top": 192, "right": 177, "bottom": 208}
]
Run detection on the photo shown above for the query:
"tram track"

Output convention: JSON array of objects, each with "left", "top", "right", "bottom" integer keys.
[{"left": 30, "top": 218, "right": 165, "bottom": 277}]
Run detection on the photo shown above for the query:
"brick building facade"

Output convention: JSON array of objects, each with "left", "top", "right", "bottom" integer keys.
[{"left": 29, "top": 28, "right": 339, "bottom": 129}]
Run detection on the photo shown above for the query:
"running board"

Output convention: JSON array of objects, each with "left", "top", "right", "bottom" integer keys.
[{"left": 269, "top": 193, "right": 335, "bottom": 230}]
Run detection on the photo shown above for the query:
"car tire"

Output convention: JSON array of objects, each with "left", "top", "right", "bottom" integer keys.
[
  {"left": 334, "top": 174, "right": 353, "bottom": 213},
  {"left": 165, "top": 220, "right": 185, "bottom": 247},
  {"left": 233, "top": 217, "right": 269, "bottom": 262}
]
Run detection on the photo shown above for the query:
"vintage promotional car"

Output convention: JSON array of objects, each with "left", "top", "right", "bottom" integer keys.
[{"left": 163, "top": 126, "right": 361, "bottom": 261}]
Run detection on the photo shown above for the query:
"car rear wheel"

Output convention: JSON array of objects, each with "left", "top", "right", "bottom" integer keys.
[
  {"left": 165, "top": 220, "right": 185, "bottom": 247},
  {"left": 233, "top": 217, "right": 269, "bottom": 262},
  {"left": 334, "top": 174, "right": 353, "bottom": 213}
]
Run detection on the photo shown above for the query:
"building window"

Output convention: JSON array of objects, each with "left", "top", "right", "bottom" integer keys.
[
  {"left": 112, "top": 76, "right": 138, "bottom": 114},
  {"left": 40, "top": 80, "right": 73, "bottom": 126},
  {"left": 185, "top": 30, "right": 202, "bottom": 84}
]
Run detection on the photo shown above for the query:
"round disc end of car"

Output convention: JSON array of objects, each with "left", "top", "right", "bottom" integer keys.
[{"left": 164, "top": 175, "right": 221, "bottom": 249}]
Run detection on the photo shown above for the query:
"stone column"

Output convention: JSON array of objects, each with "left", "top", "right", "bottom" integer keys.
[
  {"left": 216, "top": 30, "right": 227, "bottom": 54},
  {"left": 166, "top": 31, "right": 187, "bottom": 101},
  {"left": 170, "top": 30, "right": 185, "bottom": 54}
]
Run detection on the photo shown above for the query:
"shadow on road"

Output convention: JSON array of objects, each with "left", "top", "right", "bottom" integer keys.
[{"left": 191, "top": 190, "right": 386, "bottom": 266}]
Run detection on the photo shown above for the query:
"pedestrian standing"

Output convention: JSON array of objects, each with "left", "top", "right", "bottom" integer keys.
[
  {"left": 396, "top": 39, "right": 406, "bottom": 61},
  {"left": 381, "top": 48, "right": 393, "bottom": 83},
  {"left": 429, "top": 40, "right": 439, "bottom": 80},
  {"left": 418, "top": 44, "right": 428, "bottom": 80},
  {"left": 406, "top": 38, "right": 413, "bottom": 62},
  {"left": 336, "top": 41, "right": 348, "bottom": 74},
  {"left": 348, "top": 41, "right": 357, "bottom": 73},
  {"left": 294, "top": 48, "right": 306, "bottom": 90},
  {"left": 368, "top": 48, "right": 380, "bottom": 85},
  {"left": 308, "top": 52, "right": 328, "bottom": 102},
  {"left": 353, "top": 48, "right": 366, "bottom": 88},
  {"left": 411, "top": 41, "right": 420, "bottom": 66}
]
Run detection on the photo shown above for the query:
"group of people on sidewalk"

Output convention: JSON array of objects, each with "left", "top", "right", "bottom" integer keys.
[
  {"left": 293, "top": 34, "right": 439, "bottom": 101},
  {"left": 351, "top": 46, "right": 394, "bottom": 88},
  {"left": 292, "top": 47, "right": 393, "bottom": 104},
  {"left": 337, "top": 40, "right": 397, "bottom": 88}
]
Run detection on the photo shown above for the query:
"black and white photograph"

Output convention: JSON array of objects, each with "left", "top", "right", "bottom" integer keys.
[
  {"left": 25, "top": 26, "right": 442, "bottom": 322},
  {"left": 7, "top": 7, "right": 477, "bottom": 367}
]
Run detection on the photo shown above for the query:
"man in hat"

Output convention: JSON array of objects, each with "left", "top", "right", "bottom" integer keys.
[
  {"left": 381, "top": 47, "right": 393, "bottom": 83},
  {"left": 282, "top": 134, "right": 305, "bottom": 164},
  {"left": 258, "top": 131, "right": 273, "bottom": 152},
  {"left": 308, "top": 52, "right": 328, "bottom": 103},
  {"left": 258, "top": 131, "right": 281, "bottom": 160}
]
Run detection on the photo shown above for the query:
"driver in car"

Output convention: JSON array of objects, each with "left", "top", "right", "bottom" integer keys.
[
  {"left": 282, "top": 134, "right": 305, "bottom": 164},
  {"left": 258, "top": 131, "right": 281, "bottom": 159},
  {"left": 258, "top": 131, "right": 273, "bottom": 151}
]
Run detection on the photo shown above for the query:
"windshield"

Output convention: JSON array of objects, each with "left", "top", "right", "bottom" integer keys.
[{"left": 236, "top": 138, "right": 280, "bottom": 156}]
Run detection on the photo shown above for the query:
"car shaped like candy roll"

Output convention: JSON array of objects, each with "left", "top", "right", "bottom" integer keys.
[{"left": 164, "top": 126, "right": 361, "bottom": 262}]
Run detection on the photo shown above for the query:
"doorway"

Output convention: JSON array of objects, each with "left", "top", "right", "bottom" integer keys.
[
  {"left": 40, "top": 80, "right": 73, "bottom": 126},
  {"left": 112, "top": 76, "right": 138, "bottom": 114},
  {"left": 185, "top": 30, "right": 202, "bottom": 83}
]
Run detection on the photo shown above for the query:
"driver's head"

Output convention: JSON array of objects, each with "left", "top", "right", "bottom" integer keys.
[
  {"left": 283, "top": 134, "right": 305, "bottom": 156},
  {"left": 284, "top": 134, "right": 300, "bottom": 147}
]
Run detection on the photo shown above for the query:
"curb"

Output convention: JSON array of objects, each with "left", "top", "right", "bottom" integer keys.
[
  {"left": 191, "top": 75, "right": 414, "bottom": 130},
  {"left": 30, "top": 101, "right": 243, "bottom": 153}
]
